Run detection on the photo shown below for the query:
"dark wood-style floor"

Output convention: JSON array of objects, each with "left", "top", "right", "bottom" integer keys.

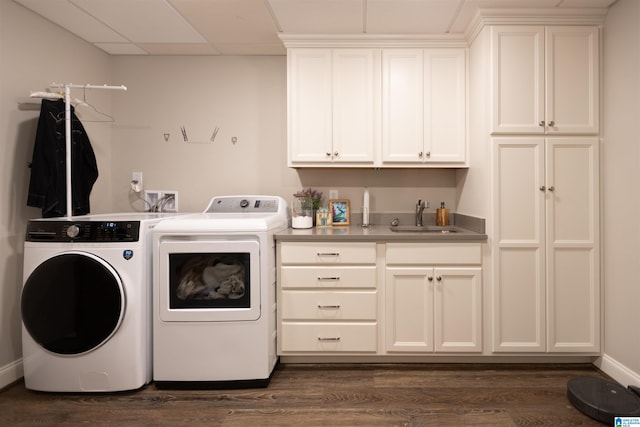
[{"left": 0, "top": 363, "right": 607, "bottom": 426}]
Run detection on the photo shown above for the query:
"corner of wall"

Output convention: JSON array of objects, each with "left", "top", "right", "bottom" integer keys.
[
  {"left": 594, "top": 354, "right": 640, "bottom": 387},
  {"left": 0, "top": 359, "right": 23, "bottom": 390}
]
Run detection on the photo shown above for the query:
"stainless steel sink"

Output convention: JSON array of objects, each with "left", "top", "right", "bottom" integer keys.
[{"left": 389, "top": 225, "right": 458, "bottom": 233}]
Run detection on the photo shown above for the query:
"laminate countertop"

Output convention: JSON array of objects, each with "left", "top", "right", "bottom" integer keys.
[{"left": 275, "top": 213, "right": 487, "bottom": 242}]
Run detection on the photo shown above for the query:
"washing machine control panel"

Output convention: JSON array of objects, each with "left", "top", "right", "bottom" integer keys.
[{"left": 26, "top": 220, "right": 141, "bottom": 242}]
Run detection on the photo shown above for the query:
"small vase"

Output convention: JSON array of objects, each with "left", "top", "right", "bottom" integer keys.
[{"left": 291, "top": 196, "right": 313, "bottom": 229}]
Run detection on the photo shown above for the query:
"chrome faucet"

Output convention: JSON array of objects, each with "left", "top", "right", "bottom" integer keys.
[{"left": 415, "top": 200, "right": 426, "bottom": 226}]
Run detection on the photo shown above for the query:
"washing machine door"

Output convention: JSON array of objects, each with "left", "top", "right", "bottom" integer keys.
[{"left": 21, "top": 251, "right": 126, "bottom": 355}]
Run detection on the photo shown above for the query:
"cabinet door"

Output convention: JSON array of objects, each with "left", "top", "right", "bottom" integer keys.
[
  {"left": 491, "top": 26, "right": 545, "bottom": 134},
  {"left": 382, "top": 49, "right": 424, "bottom": 163},
  {"left": 385, "top": 267, "right": 433, "bottom": 352},
  {"left": 545, "top": 27, "right": 599, "bottom": 134},
  {"left": 424, "top": 49, "right": 466, "bottom": 163},
  {"left": 493, "top": 138, "right": 600, "bottom": 353},
  {"left": 546, "top": 138, "right": 599, "bottom": 352},
  {"left": 492, "top": 138, "right": 546, "bottom": 352},
  {"left": 332, "top": 49, "right": 377, "bottom": 164},
  {"left": 288, "top": 49, "right": 332, "bottom": 163},
  {"left": 433, "top": 267, "right": 482, "bottom": 352}
]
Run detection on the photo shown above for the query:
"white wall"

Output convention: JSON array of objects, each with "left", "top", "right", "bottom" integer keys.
[
  {"left": 108, "top": 55, "right": 458, "bottom": 215},
  {"left": 0, "top": 0, "right": 113, "bottom": 387},
  {"left": 596, "top": 0, "right": 640, "bottom": 386}
]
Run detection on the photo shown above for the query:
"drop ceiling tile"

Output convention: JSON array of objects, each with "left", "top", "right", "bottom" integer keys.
[
  {"left": 137, "top": 43, "right": 221, "bottom": 55},
  {"left": 94, "top": 43, "right": 149, "bottom": 55},
  {"left": 267, "top": 0, "right": 364, "bottom": 34},
  {"left": 170, "top": 0, "right": 281, "bottom": 45},
  {"left": 367, "top": 0, "right": 465, "bottom": 34},
  {"left": 70, "top": 0, "right": 207, "bottom": 43},
  {"left": 15, "top": 0, "right": 127, "bottom": 42}
]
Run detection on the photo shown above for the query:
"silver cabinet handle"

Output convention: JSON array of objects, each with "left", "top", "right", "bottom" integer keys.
[
  {"left": 317, "top": 252, "right": 339, "bottom": 256},
  {"left": 418, "top": 151, "right": 423, "bottom": 158},
  {"left": 539, "top": 121, "right": 545, "bottom": 127},
  {"left": 436, "top": 276, "right": 442, "bottom": 282},
  {"left": 334, "top": 151, "right": 339, "bottom": 157},
  {"left": 317, "top": 305, "right": 341, "bottom": 309},
  {"left": 548, "top": 186, "right": 555, "bottom": 192},
  {"left": 540, "top": 186, "right": 546, "bottom": 191},
  {"left": 426, "top": 151, "right": 431, "bottom": 158},
  {"left": 317, "top": 337, "right": 341, "bottom": 342},
  {"left": 325, "top": 152, "right": 331, "bottom": 158},
  {"left": 317, "top": 277, "right": 340, "bottom": 281},
  {"left": 548, "top": 121, "right": 555, "bottom": 127},
  {"left": 428, "top": 276, "right": 433, "bottom": 282}
]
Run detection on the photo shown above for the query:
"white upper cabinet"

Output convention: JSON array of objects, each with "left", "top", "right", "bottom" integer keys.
[
  {"left": 491, "top": 26, "right": 599, "bottom": 135},
  {"left": 382, "top": 50, "right": 424, "bottom": 163},
  {"left": 382, "top": 48, "right": 467, "bottom": 164},
  {"left": 332, "top": 50, "right": 379, "bottom": 164},
  {"left": 288, "top": 49, "right": 332, "bottom": 163},
  {"left": 284, "top": 39, "right": 467, "bottom": 168},
  {"left": 288, "top": 48, "right": 378, "bottom": 166}
]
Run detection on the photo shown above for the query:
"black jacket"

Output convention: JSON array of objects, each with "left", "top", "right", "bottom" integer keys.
[{"left": 27, "top": 99, "right": 98, "bottom": 217}]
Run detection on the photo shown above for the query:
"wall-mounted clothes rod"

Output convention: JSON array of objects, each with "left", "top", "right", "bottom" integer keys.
[
  {"left": 49, "top": 83, "right": 127, "bottom": 91},
  {"left": 49, "top": 83, "right": 127, "bottom": 218}
]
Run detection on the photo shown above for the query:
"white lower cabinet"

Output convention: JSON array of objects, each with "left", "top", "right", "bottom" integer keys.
[
  {"left": 385, "top": 244, "right": 482, "bottom": 353},
  {"left": 278, "top": 241, "right": 483, "bottom": 356},
  {"left": 278, "top": 242, "right": 378, "bottom": 354}
]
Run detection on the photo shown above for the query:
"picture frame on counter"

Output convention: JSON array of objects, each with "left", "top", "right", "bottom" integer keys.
[{"left": 329, "top": 199, "right": 350, "bottom": 226}]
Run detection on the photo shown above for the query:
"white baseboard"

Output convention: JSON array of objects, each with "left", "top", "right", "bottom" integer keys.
[
  {"left": 594, "top": 354, "right": 640, "bottom": 387},
  {"left": 0, "top": 358, "right": 23, "bottom": 390}
]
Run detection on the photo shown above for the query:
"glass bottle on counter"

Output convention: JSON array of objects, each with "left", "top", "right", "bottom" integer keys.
[{"left": 291, "top": 196, "right": 313, "bottom": 229}]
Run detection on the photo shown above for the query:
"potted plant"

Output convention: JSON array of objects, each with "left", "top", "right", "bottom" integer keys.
[{"left": 293, "top": 188, "right": 323, "bottom": 211}]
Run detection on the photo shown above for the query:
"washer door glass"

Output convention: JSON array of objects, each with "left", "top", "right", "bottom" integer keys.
[{"left": 21, "top": 252, "right": 125, "bottom": 355}]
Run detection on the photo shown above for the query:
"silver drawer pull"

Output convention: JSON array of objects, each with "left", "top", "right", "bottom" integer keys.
[
  {"left": 317, "top": 337, "right": 341, "bottom": 342},
  {"left": 317, "top": 305, "right": 341, "bottom": 309},
  {"left": 317, "top": 277, "right": 340, "bottom": 281},
  {"left": 317, "top": 252, "right": 339, "bottom": 256}
]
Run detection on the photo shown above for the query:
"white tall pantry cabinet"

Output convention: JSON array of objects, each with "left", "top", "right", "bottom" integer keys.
[
  {"left": 492, "top": 138, "right": 600, "bottom": 352},
  {"left": 485, "top": 23, "right": 601, "bottom": 354}
]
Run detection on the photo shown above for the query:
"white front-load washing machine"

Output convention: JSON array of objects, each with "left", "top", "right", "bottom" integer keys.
[{"left": 21, "top": 213, "right": 177, "bottom": 392}]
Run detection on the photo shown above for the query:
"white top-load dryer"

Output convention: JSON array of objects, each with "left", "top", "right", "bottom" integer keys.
[{"left": 152, "top": 195, "right": 288, "bottom": 388}]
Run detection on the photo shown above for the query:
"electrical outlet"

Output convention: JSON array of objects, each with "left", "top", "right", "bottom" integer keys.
[
  {"left": 144, "top": 190, "right": 178, "bottom": 212},
  {"left": 131, "top": 172, "right": 143, "bottom": 192},
  {"left": 329, "top": 189, "right": 338, "bottom": 199}
]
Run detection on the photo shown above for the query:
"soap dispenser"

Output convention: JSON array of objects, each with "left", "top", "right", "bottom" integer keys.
[{"left": 436, "top": 202, "right": 449, "bottom": 226}]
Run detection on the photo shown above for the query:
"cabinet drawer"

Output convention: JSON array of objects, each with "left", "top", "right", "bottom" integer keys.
[
  {"left": 281, "top": 291, "right": 377, "bottom": 320},
  {"left": 280, "top": 266, "right": 377, "bottom": 289},
  {"left": 280, "top": 242, "right": 376, "bottom": 264},
  {"left": 386, "top": 243, "right": 481, "bottom": 265},
  {"left": 280, "top": 323, "right": 377, "bottom": 352}
]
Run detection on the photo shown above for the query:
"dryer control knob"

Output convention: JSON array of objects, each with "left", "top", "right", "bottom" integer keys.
[
  {"left": 240, "top": 199, "right": 250, "bottom": 208},
  {"left": 66, "top": 224, "right": 82, "bottom": 239}
]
